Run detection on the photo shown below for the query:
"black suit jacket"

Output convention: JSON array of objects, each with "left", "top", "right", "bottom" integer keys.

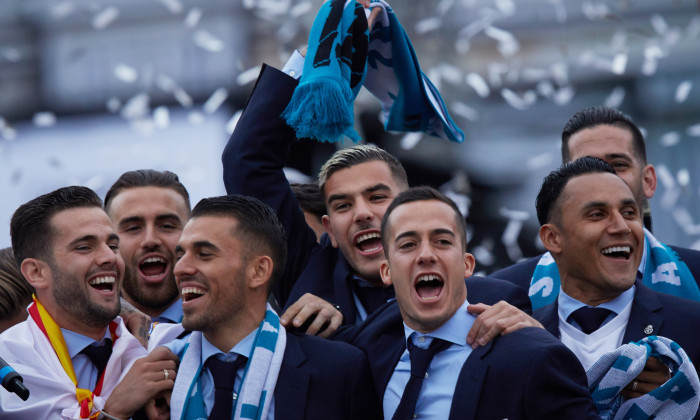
[
  {"left": 222, "top": 64, "right": 389, "bottom": 325},
  {"left": 491, "top": 245, "right": 700, "bottom": 299},
  {"left": 335, "top": 277, "right": 598, "bottom": 419},
  {"left": 534, "top": 281, "right": 700, "bottom": 371}
]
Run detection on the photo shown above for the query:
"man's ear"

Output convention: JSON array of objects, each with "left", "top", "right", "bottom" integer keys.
[
  {"left": 21, "top": 258, "right": 50, "bottom": 290},
  {"left": 539, "top": 224, "right": 563, "bottom": 255},
  {"left": 321, "top": 215, "right": 339, "bottom": 248},
  {"left": 642, "top": 164, "right": 657, "bottom": 199},
  {"left": 380, "top": 259, "right": 392, "bottom": 287},
  {"left": 247, "top": 255, "right": 273, "bottom": 290},
  {"left": 463, "top": 253, "right": 475, "bottom": 278}
]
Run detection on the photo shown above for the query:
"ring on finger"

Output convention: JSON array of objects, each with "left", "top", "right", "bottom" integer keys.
[
  {"left": 632, "top": 380, "right": 638, "bottom": 392},
  {"left": 164, "top": 369, "right": 169, "bottom": 380}
]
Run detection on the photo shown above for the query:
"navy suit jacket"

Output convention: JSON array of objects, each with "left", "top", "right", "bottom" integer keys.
[
  {"left": 334, "top": 276, "right": 597, "bottom": 419},
  {"left": 222, "top": 64, "right": 385, "bottom": 325},
  {"left": 533, "top": 282, "right": 700, "bottom": 372},
  {"left": 491, "top": 245, "right": 700, "bottom": 298},
  {"left": 276, "top": 332, "right": 381, "bottom": 419}
]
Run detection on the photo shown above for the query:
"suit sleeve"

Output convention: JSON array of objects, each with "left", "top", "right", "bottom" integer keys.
[
  {"left": 222, "top": 64, "right": 320, "bottom": 307},
  {"left": 524, "top": 340, "right": 599, "bottom": 419},
  {"left": 347, "top": 350, "right": 383, "bottom": 420}
]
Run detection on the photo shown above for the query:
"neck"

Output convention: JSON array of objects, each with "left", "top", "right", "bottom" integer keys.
[
  {"left": 204, "top": 306, "right": 265, "bottom": 353},
  {"left": 121, "top": 291, "right": 176, "bottom": 319},
  {"left": 560, "top": 278, "right": 624, "bottom": 307},
  {"left": 42, "top": 303, "right": 110, "bottom": 341}
]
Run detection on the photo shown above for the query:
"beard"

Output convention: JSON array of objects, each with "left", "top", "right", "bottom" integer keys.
[
  {"left": 122, "top": 265, "right": 179, "bottom": 311},
  {"left": 51, "top": 264, "right": 120, "bottom": 328}
]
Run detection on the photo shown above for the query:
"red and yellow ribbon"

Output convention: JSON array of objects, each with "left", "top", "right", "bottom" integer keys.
[{"left": 28, "top": 295, "right": 118, "bottom": 418}]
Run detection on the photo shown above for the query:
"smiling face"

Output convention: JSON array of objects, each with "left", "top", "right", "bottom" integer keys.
[
  {"left": 43, "top": 207, "right": 124, "bottom": 331},
  {"left": 380, "top": 199, "right": 474, "bottom": 334},
  {"left": 107, "top": 186, "right": 188, "bottom": 316},
  {"left": 322, "top": 160, "right": 405, "bottom": 285},
  {"left": 540, "top": 172, "right": 644, "bottom": 305},
  {"left": 174, "top": 216, "right": 254, "bottom": 338},
  {"left": 566, "top": 125, "right": 656, "bottom": 208}
]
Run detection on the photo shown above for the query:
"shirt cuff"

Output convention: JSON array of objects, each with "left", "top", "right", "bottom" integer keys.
[{"left": 281, "top": 50, "right": 305, "bottom": 80}]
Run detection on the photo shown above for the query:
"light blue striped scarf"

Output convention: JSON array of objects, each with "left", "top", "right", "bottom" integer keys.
[{"left": 529, "top": 229, "right": 700, "bottom": 310}]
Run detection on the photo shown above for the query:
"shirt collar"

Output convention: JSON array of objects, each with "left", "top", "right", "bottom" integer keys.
[
  {"left": 201, "top": 328, "right": 257, "bottom": 363},
  {"left": 153, "top": 299, "right": 184, "bottom": 324},
  {"left": 558, "top": 285, "right": 636, "bottom": 322},
  {"left": 402, "top": 299, "right": 473, "bottom": 348},
  {"left": 61, "top": 327, "right": 112, "bottom": 358}
]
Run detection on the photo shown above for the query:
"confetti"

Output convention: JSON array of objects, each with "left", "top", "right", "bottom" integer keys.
[
  {"left": 237, "top": 66, "right": 262, "bottom": 86},
  {"left": 193, "top": 30, "right": 225, "bottom": 52},
  {"left": 675, "top": 80, "right": 692, "bottom": 103},
  {"left": 92, "top": 6, "right": 119, "bottom": 30},
  {"left": 188, "top": 111, "right": 204, "bottom": 125},
  {"left": 611, "top": 52, "right": 627, "bottom": 75},
  {"left": 650, "top": 14, "right": 669, "bottom": 35},
  {"left": 484, "top": 26, "right": 520, "bottom": 57},
  {"left": 501, "top": 88, "right": 536, "bottom": 110},
  {"left": 3, "top": 48, "right": 21, "bottom": 63},
  {"left": 184, "top": 8, "right": 202, "bottom": 28},
  {"left": 416, "top": 17, "right": 442, "bottom": 34},
  {"left": 677, "top": 169, "right": 690, "bottom": 187},
  {"left": 450, "top": 101, "right": 479, "bottom": 121},
  {"left": 121, "top": 93, "right": 150, "bottom": 120},
  {"left": 604, "top": 86, "right": 626, "bottom": 108},
  {"left": 549, "top": 0, "right": 566, "bottom": 24},
  {"left": 153, "top": 106, "right": 170, "bottom": 129},
  {"left": 173, "top": 87, "right": 193, "bottom": 108},
  {"left": 552, "top": 85, "right": 575, "bottom": 105},
  {"left": 114, "top": 64, "right": 138, "bottom": 84},
  {"left": 466, "top": 72, "right": 490, "bottom": 98},
  {"left": 685, "top": 124, "right": 700, "bottom": 137},
  {"left": 400, "top": 132, "right": 422, "bottom": 150},
  {"left": 494, "top": 0, "right": 516, "bottom": 16},
  {"left": 106, "top": 97, "right": 121, "bottom": 113},
  {"left": 51, "top": 1, "right": 76, "bottom": 20},
  {"left": 33, "top": 112, "right": 57, "bottom": 128},
  {"left": 499, "top": 207, "right": 530, "bottom": 222},
  {"left": 526, "top": 153, "right": 554, "bottom": 170},
  {"left": 158, "top": 0, "right": 183, "bottom": 14},
  {"left": 203, "top": 88, "right": 229, "bottom": 114},
  {"left": 290, "top": 1, "right": 312, "bottom": 18},
  {"left": 660, "top": 131, "right": 680, "bottom": 147}
]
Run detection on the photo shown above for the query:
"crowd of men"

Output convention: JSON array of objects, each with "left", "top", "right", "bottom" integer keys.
[{"left": 2, "top": 2, "right": 700, "bottom": 419}]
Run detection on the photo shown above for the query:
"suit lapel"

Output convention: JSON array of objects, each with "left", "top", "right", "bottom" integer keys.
[
  {"left": 275, "top": 336, "right": 310, "bottom": 420},
  {"left": 447, "top": 340, "right": 494, "bottom": 420},
  {"left": 534, "top": 302, "right": 560, "bottom": 338},
  {"left": 373, "top": 333, "right": 406, "bottom": 398},
  {"left": 623, "top": 284, "right": 664, "bottom": 343},
  {"left": 334, "top": 254, "right": 358, "bottom": 323}
]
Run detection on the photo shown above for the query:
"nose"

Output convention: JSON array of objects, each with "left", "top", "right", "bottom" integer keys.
[
  {"left": 609, "top": 211, "right": 632, "bottom": 235},
  {"left": 97, "top": 243, "right": 119, "bottom": 266},
  {"left": 417, "top": 242, "right": 437, "bottom": 265},
  {"left": 354, "top": 199, "right": 373, "bottom": 224},
  {"left": 142, "top": 224, "right": 163, "bottom": 249},
  {"left": 173, "top": 252, "right": 195, "bottom": 279}
]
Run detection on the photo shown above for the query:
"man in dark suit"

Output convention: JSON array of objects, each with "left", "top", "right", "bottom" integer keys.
[
  {"left": 150, "top": 194, "right": 380, "bottom": 419},
  {"left": 531, "top": 157, "right": 700, "bottom": 402},
  {"left": 336, "top": 186, "right": 598, "bottom": 419},
  {"left": 492, "top": 106, "right": 700, "bottom": 306}
]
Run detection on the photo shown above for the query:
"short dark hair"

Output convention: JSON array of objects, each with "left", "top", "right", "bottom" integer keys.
[
  {"left": 0, "top": 247, "right": 34, "bottom": 319},
  {"left": 536, "top": 156, "right": 617, "bottom": 226},
  {"left": 104, "top": 169, "right": 191, "bottom": 213},
  {"left": 381, "top": 186, "right": 467, "bottom": 253},
  {"left": 190, "top": 195, "right": 287, "bottom": 291},
  {"left": 11, "top": 186, "right": 104, "bottom": 266},
  {"left": 561, "top": 106, "right": 646, "bottom": 165},
  {"left": 290, "top": 182, "right": 326, "bottom": 221},
  {"left": 318, "top": 145, "right": 408, "bottom": 196}
]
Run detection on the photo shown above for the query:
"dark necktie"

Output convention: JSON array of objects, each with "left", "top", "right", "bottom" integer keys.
[
  {"left": 353, "top": 280, "right": 394, "bottom": 315},
  {"left": 206, "top": 355, "right": 248, "bottom": 420},
  {"left": 80, "top": 339, "right": 113, "bottom": 381},
  {"left": 392, "top": 337, "right": 451, "bottom": 420},
  {"left": 568, "top": 307, "right": 614, "bottom": 334}
]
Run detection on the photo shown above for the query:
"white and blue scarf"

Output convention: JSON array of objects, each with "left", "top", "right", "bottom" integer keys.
[
  {"left": 529, "top": 229, "right": 700, "bottom": 310},
  {"left": 587, "top": 335, "right": 700, "bottom": 420},
  {"left": 170, "top": 304, "right": 286, "bottom": 420}
]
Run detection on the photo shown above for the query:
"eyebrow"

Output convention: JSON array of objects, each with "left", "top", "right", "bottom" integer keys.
[
  {"left": 176, "top": 240, "right": 220, "bottom": 254},
  {"left": 118, "top": 213, "right": 183, "bottom": 226},
  {"left": 327, "top": 183, "right": 392, "bottom": 205},
  {"left": 394, "top": 228, "right": 456, "bottom": 243},
  {"left": 603, "top": 153, "right": 633, "bottom": 162},
  {"left": 68, "top": 235, "right": 98, "bottom": 247}
]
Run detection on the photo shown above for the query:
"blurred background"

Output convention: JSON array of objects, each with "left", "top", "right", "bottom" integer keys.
[{"left": 1, "top": 0, "right": 699, "bottom": 274}]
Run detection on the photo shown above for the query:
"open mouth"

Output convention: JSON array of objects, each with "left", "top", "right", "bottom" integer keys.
[
  {"left": 139, "top": 256, "right": 168, "bottom": 280},
  {"left": 415, "top": 274, "right": 444, "bottom": 301},
  {"left": 89, "top": 276, "right": 116, "bottom": 292},
  {"left": 601, "top": 246, "right": 631, "bottom": 260},
  {"left": 354, "top": 231, "right": 383, "bottom": 255},
  {"left": 181, "top": 286, "right": 206, "bottom": 303}
]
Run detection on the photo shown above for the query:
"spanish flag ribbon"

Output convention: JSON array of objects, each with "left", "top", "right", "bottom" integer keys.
[{"left": 28, "top": 295, "right": 118, "bottom": 418}]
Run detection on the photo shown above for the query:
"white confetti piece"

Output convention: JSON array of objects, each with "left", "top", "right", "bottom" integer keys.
[
  {"left": 121, "top": 93, "right": 150, "bottom": 120},
  {"left": 3, "top": 48, "right": 21, "bottom": 63},
  {"left": 499, "top": 207, "right": 530, "bottom": 222},
  {"left": 484, "top": 26, "right": 520, "bottom": 57},
  {"left": 501, "top": 88, "right": 536, "bottom": 110},
  {"left": 675, "top": 80, "right": 692, "bottom": 103},
  {"left": 173, "top": 87, "right": 193, "bottom": 108},
  {"left": 686, "top": 15, "right": 700, "bottom": 39},
  {"left": 400, "top": 132, "right": 422, "bottom": 150},
  {"left": 650, "top": 14, "right": 668, "bottom": 35},
  {"left": 549, "top": 0, "right": 566, "bottom": 24},
  {"left": 677, "top": 169, "right": 690, "bottom": 187},
  {"left": 92, "top": 6, "right": 119, "bottom": 30},
  {"left": 156, "top": 74, "right": 177, "bottom": 93},
  {"left": 521, "top": 68, "right": 548, "bottom": 83},
  {"left": 290, "top": 1, "right": 312, "bottom": 18},
  {"left": 472, "top": 244, "right": 496, "bottom": 267},
  {"left": 550, "top": 62, "right": 568, "bottom": 85},
  {"left": 466, "top": 72, "right": 489, "bottom": 98},
  {"left": 225, "top": 110, "right": 243, "bottom": 135},
  {"left": 437, "top": 0, "right": 454, "bottom": 15},
  {"left": 660, "top": 131, "right": 680, "bottom": 147},
  {"left": 686, "top": 124, "right": 700, "bottom": 137},
  {"left": 158, "top": 0, "right": 183, "bottom": 14},
  {"left": 114, "top": 64, "right": 138, "bottom": 83},
  {"left": 106, "top": 97, "right": 121, "bottom": 113},
  {"left": 611, "top": 52, "right": 627, "bottom": 75},
  {"left": 237, "top": 66, "right": 262, "bottom": 86},
  {"left": 203, "top": 88, "right": 229, "bottom": 114},
  {"left": 656, "top": 164, "right": 675, "bottom": 189},
  {"left": 184, "top": 8, "right": 202, "bottom": 28},
  {"left": 194, "top": 30, "right": 224, "bottom": 52},
  {"left": 450, "top": 102, "right": 479, "bottom": 121},
  {"left": 552, "top": 85, "right": 575, "bottom": 105},
  {"left": 494, "top": 0, "right": 515, "bottom": 16},
  {"left": 2, "top": 126, "right": 17, "bottom": 141},
  {"left": 33, "top": 112, "right": 57, "bottom": 127},
  {"left": 153, "top": 106, "right": 170, "bottom": 129},
  {"left": 526, "top": 153, "right": 554, "bottom": 170},
  {"left": 188, "top": 111, "right": 204, "bottom": 125},
  {"left": 604, "top": 86, "right": 626, "bottom": 108},
  {"left": 416, "top": 17, "right": 442, "bottom": 34},
  {"left": 51, "top": 1, "right": 76, "bottom": 20}
]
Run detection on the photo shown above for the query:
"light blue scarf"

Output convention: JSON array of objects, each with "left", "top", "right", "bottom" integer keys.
[
  {"left": 587, "top": 335, "right": 700, "bottom": 420},
  {"left": 529, "top": 229, "right": 700, "bottom": 310},
  {"left": 171, "top": 305, "right": 286, "bottom": 420}
]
